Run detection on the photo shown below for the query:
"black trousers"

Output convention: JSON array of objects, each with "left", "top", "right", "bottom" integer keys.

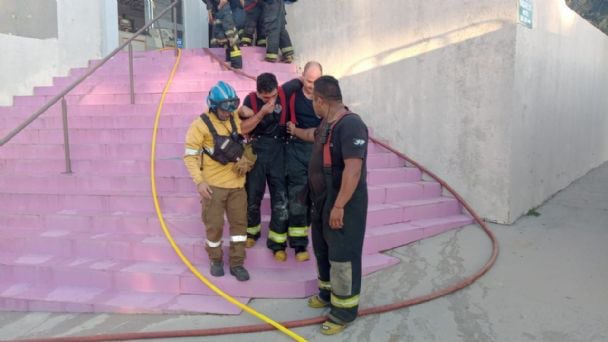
[
  {"left": 311, "top": 172, "right": 368, "bottom": 324},
  {"left": 285, "top": 140, "right": 313, "bottom": 250},
  {"left": 245, "top": 136, "right": 289, "bottom": 251},
  {"left": 262, "top": 0, "right": 293, "bottom": 60},
  {"left": 242, "top": 0, "right": 266, "bottom": 46},
  {"left": 210, "top": 5, "right": 242, "bottom": 68}
]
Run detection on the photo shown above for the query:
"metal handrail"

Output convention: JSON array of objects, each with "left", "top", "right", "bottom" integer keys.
[{"left": 0, "top": 0, "right": 180, "bottom": 165}]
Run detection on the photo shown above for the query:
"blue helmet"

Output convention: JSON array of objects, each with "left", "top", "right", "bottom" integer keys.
[{"left": 207, "top": 81, "right": 240, "bottom": 112}]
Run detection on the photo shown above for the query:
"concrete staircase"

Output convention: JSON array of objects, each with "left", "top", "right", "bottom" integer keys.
[{"left": 0, "top": 47, "right": 473, "bottom": 314}]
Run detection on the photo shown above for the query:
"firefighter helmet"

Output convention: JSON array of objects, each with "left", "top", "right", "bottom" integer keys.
[{"left": 207, "top": 81, "right": 240, "bottom": 112}]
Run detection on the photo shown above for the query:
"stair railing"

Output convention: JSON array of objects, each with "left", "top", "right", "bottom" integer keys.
[{"left": 0, "top": 0, "right": 181, "bottom": 174}]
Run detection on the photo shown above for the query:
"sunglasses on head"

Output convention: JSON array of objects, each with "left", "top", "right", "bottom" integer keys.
[{"left": 216, "top": 98, "right": 240, "bottom": 112}]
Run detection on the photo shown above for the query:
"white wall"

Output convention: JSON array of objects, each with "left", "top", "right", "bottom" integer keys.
[
  {"left": 183, "top": 0, "right": 209, "bottom": 48},
  {"left": 509, "top": 1, "right": 608, "bottom": 221},
  {"left": 286, "top": 0, "right": 520, "bottom": 223},
  {"left": 286, "top": 0, "right": 608, "bottom": 223},
  {"left": 0, "top": 1, "right": 116, "bottom": 106}
]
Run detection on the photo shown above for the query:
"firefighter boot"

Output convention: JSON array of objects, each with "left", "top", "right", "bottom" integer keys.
[
  {"left": 295, "top": 248, "right": 309, "bottom": 262},
  {"left": 307, "top": 295, "right": 329, "bottom": 308},
  {"left": 229, "top": 265, "right": 250, "bottom": 281},
  {"left": 274, "top": 250, "right": 287, "bottom": 262},
  {"left": 321, "top": 320, "right": 346, "bottom": 335},
  {"left": 245, "top": 237, "right": 256, "bottom": 248},
  {"left": 210, "top": 261, "right": 225, "bottom": 277},
  {"left": 228, "top": 45, "right": 243, "bottom": 69}
]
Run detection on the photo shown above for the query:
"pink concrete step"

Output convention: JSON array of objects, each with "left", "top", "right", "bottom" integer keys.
[
  {"left": 0, "top": 282, "right": 249, "bottom": 314},
  {"left": 7, "top": 127, "right": 191, "bottom": 144},
  {"left": 0, "top": 103, "right": 202, "bottom": 117},
  {"left": 0, "top": 152, "right": 402, "bottom": 176},
  {"left": 0, "top": 175, "right": 193, "bottom": 193},
  {"left": 0, "top": 142, "right": 179, "bottom": 159},
  {"left": 66, "top": 62, "right": 293, "bottom": 82},
  {"left": 0, "top": 187, "right": 454, "bottom": 218},
  {"left": 0, "top": 253, "right": 392, "bottom": 315},
  {"left": 0, "top": 157, "right": 186, "bottom": 175},
  {"left": 12, "top": 92, "right": 204, "bottom": 106},
  {"left": 0, "top": 140, "right": 390, "bottom": 160},
  {"left": 0, "top": 114, "right": 195, "bottom": 130},
  {"left": 368, "top": 181, "right": 441, "bottom": 203},
  {"left": 35, "top": 79, "right": 256, "bottom": 96},
  {"left": 0, "top": 251, "right": 397, "bottom": 300},
  {"left": 367, "top": 197, "right": 461, "bottom": 226},
  {"left": 368, "top": 167, "right": 421, "bottom": 185},
  {"left": 12, "top": 88, "right": 286, "bottom": 106},
  {"left": 363, "top": 214, "right": 473, "bottom": 254},
  {"left": 49, "top": 70, "right": 295, "bottom": 89},
  {"left": 0, "top": 212, "right": 468, "bottom": 266}
]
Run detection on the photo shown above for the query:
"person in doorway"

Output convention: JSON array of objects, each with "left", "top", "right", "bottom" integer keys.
[
  {"left": 239, "top": 73, "right": 290, "bottom": 262},
  {"left": 202, "top": 0, "right": 243, "bottom": 69},
  {"left": 287, "top": 76, "right": 369, "bottom": 335},
  {"left": 183, "top": 81, "right": 254, "bottom": 282},
  {"left": 281, "top": 61, "right": 323, "bottom": 262}
]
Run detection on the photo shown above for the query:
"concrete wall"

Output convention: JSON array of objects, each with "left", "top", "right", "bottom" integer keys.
[
  {"left": 509, "top": 1, "right": 608, "bottom": 221},
  {"left": 286, "top": 0, "right": 520, "bottom": 223},
  {"left": 0, "top": 1, "right": 118, "bottom": 106},
  {"left": 286, "top": 0, "right": 608, "bottom": 223}
]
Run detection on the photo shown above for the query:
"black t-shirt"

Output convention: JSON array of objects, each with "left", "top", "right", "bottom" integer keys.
[
  {"left": 308, "top": 112, "right": 368, "bottom": 197},
  {"left": 282, "top": 79, "right": 321, "bottom": 130},
  {"left": 242, "top": 92, "right": 285, "bottom": 137}
]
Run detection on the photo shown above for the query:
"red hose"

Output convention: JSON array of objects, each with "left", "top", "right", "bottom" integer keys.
[{"left": 10, "top": 50, "right": 498, "bottom": 342}]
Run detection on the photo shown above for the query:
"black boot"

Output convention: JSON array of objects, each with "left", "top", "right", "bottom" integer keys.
[
  {"left": 210, "top": 261, "right": 225, "bottom": 277},
  {"left": 229, "top": 265, "right": 250, "bottom": 281}
]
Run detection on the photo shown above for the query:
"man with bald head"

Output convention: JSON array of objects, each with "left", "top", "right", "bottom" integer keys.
[{"left": 280, "top": 61, "right": 323, "bottom": 262}]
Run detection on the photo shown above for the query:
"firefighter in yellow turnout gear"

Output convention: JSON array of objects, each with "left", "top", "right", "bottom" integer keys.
[{"left": 183, "top": 81, "right": 254, "bottom": 281}]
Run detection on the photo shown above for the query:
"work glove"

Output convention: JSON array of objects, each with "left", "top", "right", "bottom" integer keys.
[{"left": 233, "top": 144, "right": 257, "bottom": 176}]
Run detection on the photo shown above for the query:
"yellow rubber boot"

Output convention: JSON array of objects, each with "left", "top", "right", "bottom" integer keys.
[
  {"left": 307, "top": 295, "right": 329, "bottom": 309},
  {"left": 295, "top": 251, "right": 309, "bottom": 262},
  {"left": 320, "top": 320, "right": 346, "bottom": 335},
  {"left": 245, "top": 237, "right": 256, "bottom": 248},
  {"left": 274, "top": 250, "right": 287, "bottom": 262}
]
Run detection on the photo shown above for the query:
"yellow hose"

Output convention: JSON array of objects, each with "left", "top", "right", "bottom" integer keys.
[{"left": 149, "top": 48, "right": 306, "bottom": 341}]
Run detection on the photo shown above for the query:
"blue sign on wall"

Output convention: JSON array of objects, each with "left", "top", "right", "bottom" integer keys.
[{"left": 519, "top": 0, "right": 533, "bottom": 29}]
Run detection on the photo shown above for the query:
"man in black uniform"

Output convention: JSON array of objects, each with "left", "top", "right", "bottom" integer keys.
[
  {"left": 287, "top": 76, "right": 369, "bottom": 335},
  {"left": 282, "top": 62, "right": 323, "bottom": 262},
  {"left": 203, "top": 0, "right": 243, "bottom": 69},
  {"left": 239, "top": 73, "right": 290, "bottom": 262},
  {"left": 261, "top": 0, "right": 294, "bottom": 63}
]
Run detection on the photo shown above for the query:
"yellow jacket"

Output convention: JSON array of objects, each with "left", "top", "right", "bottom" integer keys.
[{"left": 183, "top": 111, "right": 246, "bottom": 188}]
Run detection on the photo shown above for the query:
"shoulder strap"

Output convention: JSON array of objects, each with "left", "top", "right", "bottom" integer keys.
[
  {"left": 199, "top": 114, "right": 217, "bottom": 157},
  {"left": 248, "top": 92, "right": 258, "bottom": 114},
  {"left": 228, "top": 113, "right": 238, "bottom": 134},
  {"left": 323, "top": 111, "right": 353, "bottom": 168},
  {"left": 289, "top": 92, "right": 297, "bottom": 125},
  {"left": 200, "top": 113, "right": 219, "bottom": 136},
  {"left": 278, "top": 86, "right": 289, "bottom": 125}
]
